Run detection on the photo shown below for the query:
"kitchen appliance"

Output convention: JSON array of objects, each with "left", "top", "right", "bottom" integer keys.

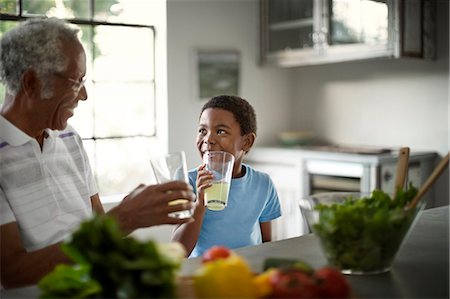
[
  {"left": 302, "top": 147, "right": 436, "bottom": 202},
  {"left": 246, "top": 146, "right": 437, "bottom": 241}
]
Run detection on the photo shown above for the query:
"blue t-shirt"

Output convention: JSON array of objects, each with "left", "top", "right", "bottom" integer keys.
[{"left": 188, "top": 164, "right": 282, "bottom": 258}]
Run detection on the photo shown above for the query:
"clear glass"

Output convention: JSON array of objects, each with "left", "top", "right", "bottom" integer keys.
[
  {"left": 268, "top": 26, "right": 314, "bottom": 51},
  {"left": 300, "top": 192, "right": 426, "bottom": 274},
  {"left": 330, "top": 0, "right": 388, "bottom": 45},
  {"left": 203, "top": 151, "right": 235, "bottom": 211},
  {"left": 150, "top": 151, "right": 193, "bottom": 219},
  {"left": 268, "top": 0, "right": 313, "bottom": 23},
  {"left": 267, "top": 0, "right": 314, "bottom": 51}
]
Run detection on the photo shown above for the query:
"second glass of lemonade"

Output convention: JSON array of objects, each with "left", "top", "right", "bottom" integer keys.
[{"left": 150, "top": 151, "right": 193, "bottom": 219}]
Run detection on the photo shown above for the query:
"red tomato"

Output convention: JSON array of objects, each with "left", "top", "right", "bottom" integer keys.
[
  {"left": 314, "top": 267, "right": 351, "bottom": 298},
  {"left": 269, "top": 269, "right": 321, "bottom": 298},
  {"left": 201, "top": 245, "right": 232, "bottom": 263}
]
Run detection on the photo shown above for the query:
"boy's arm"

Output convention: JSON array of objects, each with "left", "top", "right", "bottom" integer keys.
[
  {"left": 172, "top": 202, "right": 206, "bottom": 256},
  {"left": 172, "top": 164, "right": 212, "bottom": 256},
  {"left": 260, "top": 221, "right": 272, "bottom": 242}
]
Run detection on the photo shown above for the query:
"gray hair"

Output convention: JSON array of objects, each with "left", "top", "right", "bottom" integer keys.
[{"left": 0, "top": 18, "right": 80, "bottom": 97}]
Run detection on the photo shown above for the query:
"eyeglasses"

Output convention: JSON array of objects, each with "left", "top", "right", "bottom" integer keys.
[{"left": 53, "top": 73, "right": 87, "bottom": 93}]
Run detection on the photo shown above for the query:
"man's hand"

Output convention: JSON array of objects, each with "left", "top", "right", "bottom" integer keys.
[{"left": 108, "top": 181, "right": 196, "bottom": 234}]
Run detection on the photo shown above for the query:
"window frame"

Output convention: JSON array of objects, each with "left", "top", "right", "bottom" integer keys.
[{"left": 0, "top": 1, "right": 168, "bottom": 202}]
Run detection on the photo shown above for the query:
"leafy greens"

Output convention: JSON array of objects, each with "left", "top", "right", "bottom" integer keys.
[
  {"left": 313, "top": 184, "right": 422, "bottom": 273},
  {"left": 38, "top": 214, "right": 181, "bottom": 298}
]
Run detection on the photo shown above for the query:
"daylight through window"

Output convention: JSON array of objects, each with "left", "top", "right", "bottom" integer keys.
[{"left": 0, "top": 0, "right": 165, "bottom": 200}]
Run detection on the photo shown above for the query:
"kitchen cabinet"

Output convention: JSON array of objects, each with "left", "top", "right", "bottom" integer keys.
[
  {"left": 247, "top": 156, "right": 309, "bottom": 241},
  {"left": 260, "top": 0, "right": 436, "bottom": 67},
  {"left": 245, "top": 147, "right": 437, "bottom": 240}
]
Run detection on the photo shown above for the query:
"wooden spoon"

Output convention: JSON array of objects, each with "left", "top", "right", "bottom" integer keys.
[
  {"left": 395, "top": 147, "right": 410, "bottom": 192},
  {"left": 408, "top": 152, "right": 449, "bottom": 209}
]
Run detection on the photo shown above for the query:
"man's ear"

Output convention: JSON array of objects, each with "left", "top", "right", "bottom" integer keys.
[
  {"left": 21, "top": 69, "right": 42, "bottom": 98},
  {"left": 243, "top": 133, "right": 256, "bottom": 154}
]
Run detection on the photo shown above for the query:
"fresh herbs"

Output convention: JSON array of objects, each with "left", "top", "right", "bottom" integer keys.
[
  {"left": 313, "top": 185, "right": 421, "bottom": 273},
  {"left": 38, "top": 215, "right": 182, "bottom": 298}
]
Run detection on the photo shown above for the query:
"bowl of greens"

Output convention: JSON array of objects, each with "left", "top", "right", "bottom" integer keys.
[{"left": 299, "top": 187, "right": 425, "bottom": 275}]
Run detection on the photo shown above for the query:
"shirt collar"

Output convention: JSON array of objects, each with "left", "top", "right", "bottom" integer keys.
[{"left": 0, "top": 114, "right": 33, "bottom": 146}]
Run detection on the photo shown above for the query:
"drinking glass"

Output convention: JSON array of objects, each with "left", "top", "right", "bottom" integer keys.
[
  {"left": 150, "top": 151, "right": 193, "bottom": 219},
  {"left": 203, "top": 151, "right": 235, "bottom": 211}
]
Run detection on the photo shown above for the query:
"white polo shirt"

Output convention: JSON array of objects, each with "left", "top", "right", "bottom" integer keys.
[{"left": 0, "top": 115, "right": 97, "bottom": 252}]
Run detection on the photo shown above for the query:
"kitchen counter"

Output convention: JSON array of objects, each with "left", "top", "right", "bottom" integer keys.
[
  {"left": 181, "top": 205, "right": 449, "bottom": 298},
  {"left": 247, "top": 146, "right": 437, "bottom": 164},
  {"left": 2, "top": 206, "right": 448, "bottom": 298}
]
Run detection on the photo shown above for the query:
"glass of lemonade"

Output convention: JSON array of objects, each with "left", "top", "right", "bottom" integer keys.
[
  {"left": 203, "top": 151, "right": 235, "bottom": 211},
  {"left": 150, "top": 151, "right": 193, "bottom": 219}
]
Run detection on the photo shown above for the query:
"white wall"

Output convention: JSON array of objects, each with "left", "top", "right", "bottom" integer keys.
[
  {"left": 167, "top": 0, "right": 449, "bottom": 205},
  {"left": 167, "top": 0, "right": 293, "bottom": 169},
  {"left": 291, "top": 14, "right": 448, "bottom": 155}
]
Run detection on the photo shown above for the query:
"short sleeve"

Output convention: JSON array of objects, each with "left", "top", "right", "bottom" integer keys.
[
  {"left": 73, "top": 127, "right": 98, "bottom": 197},
  {"left": 259, "top": 176, "right": 282, "bottom": 222}
]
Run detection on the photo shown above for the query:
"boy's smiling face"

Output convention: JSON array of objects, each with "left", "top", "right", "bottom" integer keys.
[{"left": 196, "top": 108, "right": 252, "bottom": 168}]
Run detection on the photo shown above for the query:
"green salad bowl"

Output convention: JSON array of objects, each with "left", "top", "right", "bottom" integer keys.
[{"left": 299, "top": 191, "right": 425, "bottom": 275}]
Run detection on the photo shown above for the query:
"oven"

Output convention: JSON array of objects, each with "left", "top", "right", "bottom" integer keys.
[{"left": 303, "top": 159, "right": 375, "bottom": 196}]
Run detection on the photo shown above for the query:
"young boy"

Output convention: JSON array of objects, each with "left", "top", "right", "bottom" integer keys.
[{"left": 172, "top": 95, "right": 282, "bottom": 258}]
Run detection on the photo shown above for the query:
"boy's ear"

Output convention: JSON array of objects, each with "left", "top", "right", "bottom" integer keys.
[{"left": 242, "top": 133, "right": 256, "bottom": 153}]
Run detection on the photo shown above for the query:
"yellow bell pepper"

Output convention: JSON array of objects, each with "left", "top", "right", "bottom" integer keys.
[
  {"left": 252, "top": 268, "right": 277, "bottom": 298},
  {"left": 194, "top": 255, "right": 256, "bottom": 298}
]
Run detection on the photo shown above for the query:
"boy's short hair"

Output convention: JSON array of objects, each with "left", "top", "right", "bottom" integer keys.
[{"left": 200, "top": 95, "right": 257, "bottom": 136}]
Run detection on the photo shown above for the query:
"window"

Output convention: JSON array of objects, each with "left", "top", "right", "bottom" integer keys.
[{"left": 0, "top": 0, "right": 167, "bottom": 201}]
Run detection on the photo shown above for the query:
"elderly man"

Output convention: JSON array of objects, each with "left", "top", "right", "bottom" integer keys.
[{"left": 0, "top": 18, "right": 195, "bottom": 289}]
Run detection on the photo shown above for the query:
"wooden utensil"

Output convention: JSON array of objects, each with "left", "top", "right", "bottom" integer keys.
[
  {"left": 395, "top": 147, "right": 410, "bottom": 191},
  {"left": 408, "top": 152, "right": 449, "bottom": 209}
]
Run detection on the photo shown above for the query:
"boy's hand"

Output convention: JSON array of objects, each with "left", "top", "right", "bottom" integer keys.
[{"left": 196, "top": 164, "right": 213, "bottom": 207}]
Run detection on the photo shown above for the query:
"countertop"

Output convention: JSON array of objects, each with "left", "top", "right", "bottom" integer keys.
[
  {"left": 246, "top": 146, "right": 437, "bottom": 165},
  {"left": 2, "top": 206, "right": 448, "bottom": 298},
  {"left": 182, "top": 206, "right": 449, "bottom": 298}
]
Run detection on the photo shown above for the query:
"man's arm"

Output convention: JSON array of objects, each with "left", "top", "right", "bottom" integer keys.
[
  {"left": 0, "top": 185, "right": 195, "bottom": 289},
  {"left": 0, "top": 222, "right": 70, "bottom": 289},
  {"left": 0, "top": 194, "right": 102, "bottom": 289}
]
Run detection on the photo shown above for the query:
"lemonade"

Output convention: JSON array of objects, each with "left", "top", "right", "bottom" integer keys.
[
  {"left": 168, "top": 199, "right": 191, "bottom": 218},
  {"left": 204, "top": 182, "right": 230, "bottom": 211},
  {"left": 150, "top": 151, "right": 192, "bottom": 219}
]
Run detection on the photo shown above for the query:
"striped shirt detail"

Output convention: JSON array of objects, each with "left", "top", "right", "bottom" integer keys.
[{"left": 0, "top": 117, "right": 97, "bottom": 252}]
